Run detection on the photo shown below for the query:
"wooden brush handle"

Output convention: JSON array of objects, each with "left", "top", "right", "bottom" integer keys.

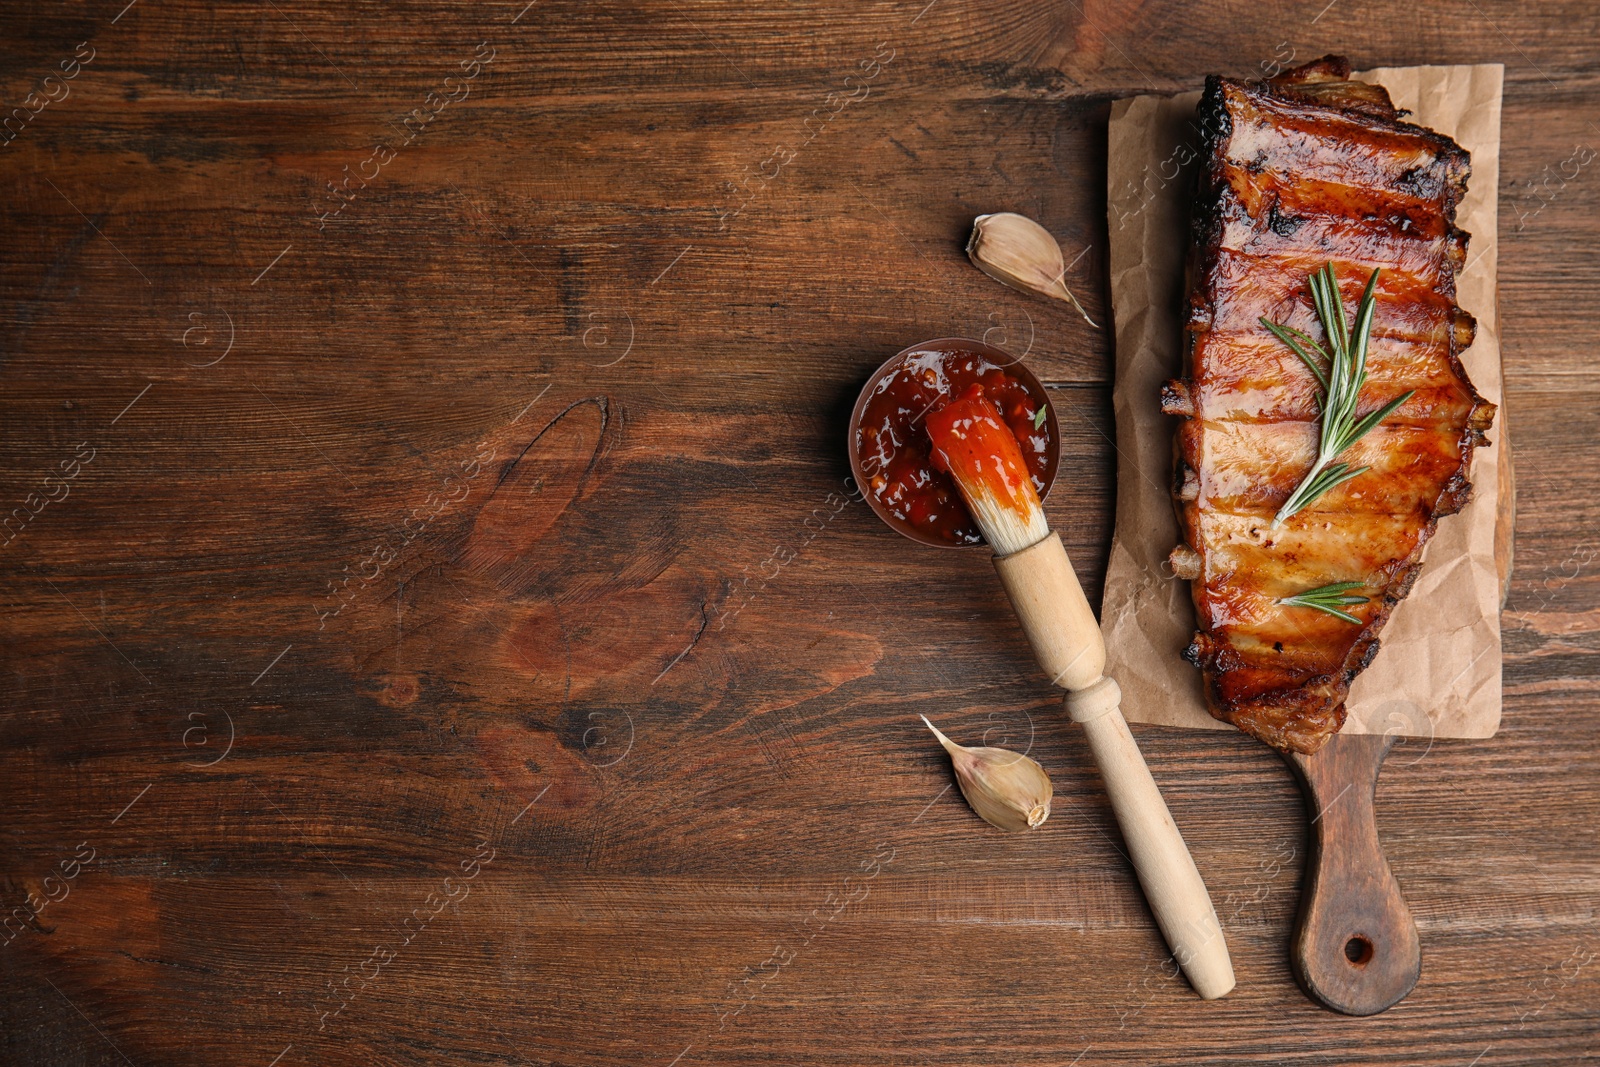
[
  {"left": 991, "top": 532, "right": 1105, "bottom": 690},
  {"left": 994, "top": 533, "right": 1235, "bottom": 1000},
  {"left": 1286, "top": 733, "right": 1420, "bottom": 1016},
  {"left": 1067, "top": 682, "right": 1236, "bottom": 1000}
]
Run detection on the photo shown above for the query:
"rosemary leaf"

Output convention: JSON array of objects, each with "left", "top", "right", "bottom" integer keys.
[
  {"left": 1260, "top": 319, "right": 1330, "bottom": 390},
  {"left": 1266, "top": 264, "right": 1415, "bottom": 527},
  {"left": 1337, "top": 390, "right": 1414, "bottom": 454},
  {"left": 1278, "top": 580, "right": 1370, "bottom": 625}
]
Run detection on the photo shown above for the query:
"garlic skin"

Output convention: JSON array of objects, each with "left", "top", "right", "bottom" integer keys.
[
  {"left": 967, "top": 212, "right": 1098, "bottom": 328},
  {"left": 922, "top": 715, "right": 1053, "bottom": 832}
]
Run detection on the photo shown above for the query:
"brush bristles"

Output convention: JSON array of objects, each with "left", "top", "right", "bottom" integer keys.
[
  {"left": 925, "top": 386, "right": 1050, "bottom": 556},
  {"left": 948, "top": 465, "right": 1048, "bottom": 555}
]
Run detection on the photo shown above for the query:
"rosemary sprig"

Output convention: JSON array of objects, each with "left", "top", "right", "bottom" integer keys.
[
  {"left": 1277, "top": 581, "right": 1369, "bottom": 625},
  {"left": 1261, "top": 264, "right": 1415, "bottom": 527}
]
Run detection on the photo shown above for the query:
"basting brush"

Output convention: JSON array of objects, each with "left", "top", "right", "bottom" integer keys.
[{"left": 927, "top": 385, "right": 1236, "bottom": 1000}]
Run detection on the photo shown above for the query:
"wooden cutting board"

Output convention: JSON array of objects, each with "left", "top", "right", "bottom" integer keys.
[{"left": 1101, "top": 65, "right": 1509, "bottom": 1015}]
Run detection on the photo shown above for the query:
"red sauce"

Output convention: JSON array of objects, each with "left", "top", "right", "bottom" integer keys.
[{"left": 855, "top": 348, "right": 1052, "bottom": 545}]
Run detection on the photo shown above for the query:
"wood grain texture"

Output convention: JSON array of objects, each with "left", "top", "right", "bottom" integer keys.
[{"left": 1, "top": 1, "right": 1597, "bottom": 1064}]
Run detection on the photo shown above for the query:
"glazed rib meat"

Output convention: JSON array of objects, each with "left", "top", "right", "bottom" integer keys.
[{"left": 1164, "top": 56, "right": 1495, "bottom": 754}]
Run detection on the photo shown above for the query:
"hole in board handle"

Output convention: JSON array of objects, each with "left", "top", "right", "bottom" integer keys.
[{"left": 1344, "top": 936, "right": 1375, "bottom": 967}]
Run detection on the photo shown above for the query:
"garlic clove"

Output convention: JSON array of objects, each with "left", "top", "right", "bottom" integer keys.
[
  {"left": 922, "top": 715, "right": 1053, "bottom": 832},
  {"left": 967, "top": 212, "right": 1098, "bottom": 328}
]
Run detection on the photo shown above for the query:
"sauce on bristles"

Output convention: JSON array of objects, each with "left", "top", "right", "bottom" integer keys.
[{"left": 925, "top": 383, "right": 1049, "bottom": 556}]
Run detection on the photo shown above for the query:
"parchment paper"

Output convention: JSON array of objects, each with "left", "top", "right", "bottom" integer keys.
[{"left": 1101, "top": 65, "right": 1505, "bottom": 739}]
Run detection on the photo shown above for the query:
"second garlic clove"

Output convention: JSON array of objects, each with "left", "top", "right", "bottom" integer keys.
[
  {"left": 922, "top": 715, "right": 1053, "bottom": 832},
  {"left": 967, "top": 212, "right": 1098, "bottom": 328}
]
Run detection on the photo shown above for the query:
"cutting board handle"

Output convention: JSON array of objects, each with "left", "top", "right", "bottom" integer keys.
[{"left": 1285, "top": 732, "right": 1420, "bottom": 1015}]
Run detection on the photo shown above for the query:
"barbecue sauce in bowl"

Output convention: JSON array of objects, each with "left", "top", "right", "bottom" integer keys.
[{"left": 851, "top": 340, "right": 1056, "bottom": 547}]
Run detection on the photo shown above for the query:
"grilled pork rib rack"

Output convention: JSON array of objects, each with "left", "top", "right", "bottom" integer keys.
[{"left": 1164, "top": 56, "right": 1496, "bottom": 754}]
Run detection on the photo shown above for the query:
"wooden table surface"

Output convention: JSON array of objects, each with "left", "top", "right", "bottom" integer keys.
[{"left": 3, "top": 1, "right": 1597, "bottom": 1064}]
